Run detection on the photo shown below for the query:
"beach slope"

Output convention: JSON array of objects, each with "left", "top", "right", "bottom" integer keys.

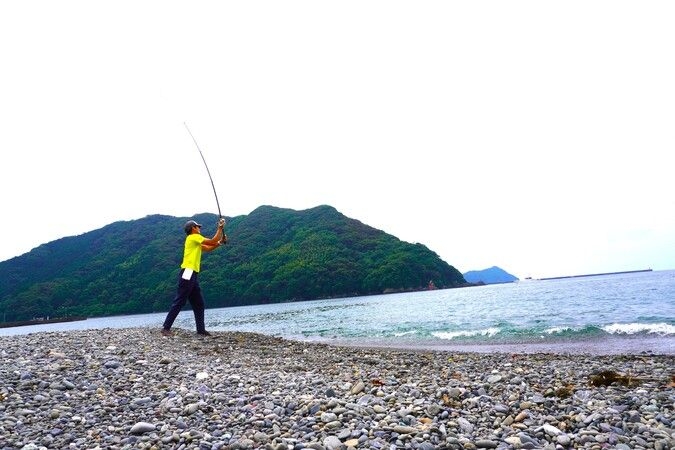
[{"left": 0, "top": 328, "right": 673, "bottom": 449}]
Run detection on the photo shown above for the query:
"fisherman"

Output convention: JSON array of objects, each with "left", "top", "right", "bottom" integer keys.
[{"left": 162, "top": 218, "right": 226, "bottom": 336}]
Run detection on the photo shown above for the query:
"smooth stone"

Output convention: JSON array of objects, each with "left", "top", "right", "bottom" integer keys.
[
  {"left": 323, "top": 436, "right": 342, "bottom": 449},
  {"left": 393, "top": 425, "right": 416, "bottom": 434},
  {"left": 351, "top": 381, "right": 365, "bottom": 394},
  {"left": 543, "top": 424, "right": 562, "bottom": 436},
  {"left": 130, "top": 422, "right": 156, "bottom": 434},
  {"left": 556, "top": 435, "right": 571, "bottom": 446}
]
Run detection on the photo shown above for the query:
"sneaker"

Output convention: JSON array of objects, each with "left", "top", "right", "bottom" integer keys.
[
  {"left": 161, "top": 329, "right": 173, "bottom": 336},
  {"left": 197, "top": 331, "right": 212, "bottom": 337}
]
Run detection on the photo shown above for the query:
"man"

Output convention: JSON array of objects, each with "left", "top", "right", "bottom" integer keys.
[{"left": 162, "top": 218, "right": 227, "bottom": 336}]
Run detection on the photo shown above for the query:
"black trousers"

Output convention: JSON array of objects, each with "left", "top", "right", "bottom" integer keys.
[{"left": 162, "top": 269, "right": 206, "bottom": 333}]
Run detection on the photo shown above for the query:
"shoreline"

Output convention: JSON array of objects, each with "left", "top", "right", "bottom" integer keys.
[
  {"left": 309, "top": 334, "right": 675, "bottom": 356},
  {"left": 0, "top": 316, "right": 87, "bottom": 329},
  {"left": 2, "top": 318, "right": 673, "bottom": 357},
  {"left": 1, "top": 327, "right": 673, "bottom": 449}
]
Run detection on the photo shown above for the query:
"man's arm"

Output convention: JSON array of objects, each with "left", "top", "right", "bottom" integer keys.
[{"left": 202, "top": 234, "right": 227, "bottom": 252}]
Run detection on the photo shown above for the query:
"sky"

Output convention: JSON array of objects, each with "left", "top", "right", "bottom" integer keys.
[{"left": 1, "top": 1, "right": 674, "bottom": 279}]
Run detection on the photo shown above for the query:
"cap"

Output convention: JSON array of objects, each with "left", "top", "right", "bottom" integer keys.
[{"left": 184, "top": 220, "right": 202, "bottom": 235}]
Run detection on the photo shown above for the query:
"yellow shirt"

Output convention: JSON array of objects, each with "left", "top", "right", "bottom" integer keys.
[{"left": 180, "top": 234, "right": 206, "bottom": 272}]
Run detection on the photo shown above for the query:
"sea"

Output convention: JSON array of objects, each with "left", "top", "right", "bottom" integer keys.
[{"left": 2, "top": 269, "right": 674, "bottom": 355}]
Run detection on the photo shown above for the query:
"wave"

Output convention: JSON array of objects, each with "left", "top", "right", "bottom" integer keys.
[
  {"left": 432, "top": 327, "right": 501, "bottom": 340},
  {"left": 602, "top": 322, "right": 675, "bottom": 336},
  {"left": 544, "top": 326, "right": 577, "bottom": 334},
  {"left": 542, "top": 325, "right": 602, "bottom": 336},
  {"left": 426, "top": 322, "right": 675, "bottom": 344},
  {"left": 393, "top": 330, "right": 418, "bottom": 337}
]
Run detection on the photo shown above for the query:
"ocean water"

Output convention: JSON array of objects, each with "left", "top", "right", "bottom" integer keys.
[{"left": 2, "top": 270, "right": 674, "bottom": 355}]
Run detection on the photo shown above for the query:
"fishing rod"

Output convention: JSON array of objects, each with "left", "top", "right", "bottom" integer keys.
[
  {"left": 184, "top": 122, "right": 226, "bottom": 243},
  {"left": 184, "top": 122, "right": 222, "bottom": 219}
]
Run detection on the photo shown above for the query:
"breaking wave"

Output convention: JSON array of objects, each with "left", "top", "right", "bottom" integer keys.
[
  {"left": 602, "top": 322, "right": 675, "bottom": 336},
  {"left": 432, "top": 327, "right": 501, "bottom": 340}
]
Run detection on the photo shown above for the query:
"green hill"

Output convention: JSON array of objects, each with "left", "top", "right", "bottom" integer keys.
[{"left": 0, "top": 205, "right": 466, "bottom": 322}]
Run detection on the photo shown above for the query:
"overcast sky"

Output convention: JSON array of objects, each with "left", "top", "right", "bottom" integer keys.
[{"left": 2, "top": 1, "right": 674, "bottom": 279}]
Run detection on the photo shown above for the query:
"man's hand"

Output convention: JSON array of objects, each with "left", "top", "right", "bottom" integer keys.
[{"left": 218, "top": 218, "right": 226, "bottom": 228}]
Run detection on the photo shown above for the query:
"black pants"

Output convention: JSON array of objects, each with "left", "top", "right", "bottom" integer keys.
[{"left": 162, "top": 269, "right": 206, "bottom": 333}]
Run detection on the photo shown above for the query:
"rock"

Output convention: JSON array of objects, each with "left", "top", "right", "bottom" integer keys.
[
  {"left": 457, "top": 417, "right": 474, "bottom": 434},
  {"left": 321, "top": 412, "right": 338, "bottom": 423},
  {"left": 393, "top": 425, "right": 416, "bottom": 434},
  {"left": 504, "top": 436, "right": 521, "bottom": 447},
  {"left": 542, "top": 424, "right": 562, "bottom": 436},
  {"left": 427, "top": 404, "right": 442, "bottom": 416},
  {"left": 514, "top": 411, "right": 528, "bottom": 422},
  {"left": 448, "top": 387, "right": 462, "bottom": 398},
  {"left": 556, "top": 434, "right": 571, "bottom": 446},
  {"left": 323, "top": 435, "right": 342, "bottom": 449},
  {"left": 351, "top": 381, "right": 365, "bottom": 395},
  {"left": 130, "top": 422, "right": 156, "bottom": 434}
]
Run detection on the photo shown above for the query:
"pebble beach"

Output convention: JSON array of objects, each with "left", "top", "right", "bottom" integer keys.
[{"left": 1, "top": 328, "right": 673, "bottom": 450}]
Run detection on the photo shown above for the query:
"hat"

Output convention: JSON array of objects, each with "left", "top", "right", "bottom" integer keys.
[{"left": 184, "top": 220, "right": 202, "bottom": 235}]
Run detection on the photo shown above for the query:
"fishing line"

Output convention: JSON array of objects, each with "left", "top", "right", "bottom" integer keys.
[{"left": 183, "top": 122, "right": 222, "bottom": 219}]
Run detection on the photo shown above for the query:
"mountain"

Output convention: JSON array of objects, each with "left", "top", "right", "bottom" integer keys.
[
  {"left": 463, "top": 266, "right": 518, "bottom": 284},
  {"left": 0, "top": 205, "right": 467, "bottom": 322}
]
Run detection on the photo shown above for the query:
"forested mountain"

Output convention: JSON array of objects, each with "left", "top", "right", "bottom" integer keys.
[{"left": 0, "top": 205, "right": 466, "bottom": 322}]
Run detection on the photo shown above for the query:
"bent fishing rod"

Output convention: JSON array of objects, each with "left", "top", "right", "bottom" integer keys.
[{"left": 184, "top": 122, "right": 226, "bottom": 240}]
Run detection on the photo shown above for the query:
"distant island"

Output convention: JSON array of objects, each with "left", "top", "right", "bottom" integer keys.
[{"left": 463, "top": 266, "right": 518, "bottom": 284}]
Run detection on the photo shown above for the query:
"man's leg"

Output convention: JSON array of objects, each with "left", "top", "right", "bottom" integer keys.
[
  {"left": 188, "top": 278, "right": 207, "bottom": 334},
  {"left": 163, "top": 272, "right": 193, "bottom": 331}
]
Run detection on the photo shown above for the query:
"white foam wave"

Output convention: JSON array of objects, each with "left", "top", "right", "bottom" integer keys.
[
  {"left": 602, "top": 322, "right": 675, "bottom": 336},
  {"left": 432, "top": 327, "right": 501, "bottom": 340},
  {"left": 544, "top": 326, "right": 576, "bottom": 334},
  {"left": 393, "top": 330, "right": 418, "bottom": 337}
]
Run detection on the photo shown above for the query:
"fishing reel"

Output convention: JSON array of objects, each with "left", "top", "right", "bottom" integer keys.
[{"left": 218, "top": 218, "right": 227, "bottom": 245}]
